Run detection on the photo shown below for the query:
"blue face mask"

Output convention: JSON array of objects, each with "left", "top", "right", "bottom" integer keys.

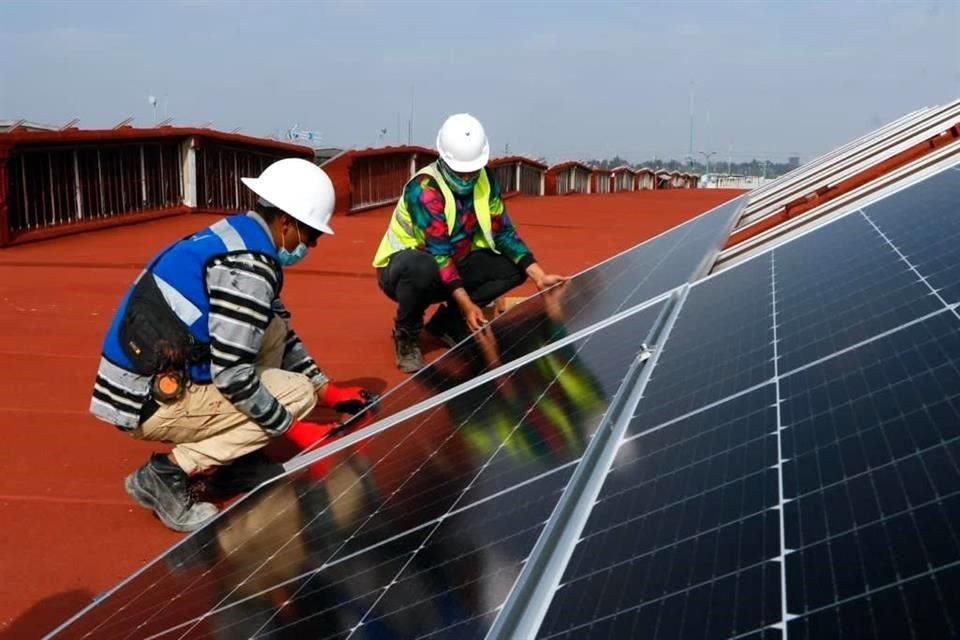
[
  {"left": 278, "top": 242, "right": 307, "bottom": 266},
  {"left": 278, "top": 224, "right": 308, "bottom": 266}
]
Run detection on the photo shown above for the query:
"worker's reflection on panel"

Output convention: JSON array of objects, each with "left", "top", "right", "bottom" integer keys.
[
  {"left": 165, "top": 451, "right": 379, "bottom": 637},
  {"left": 165, "top": 444, "right": 491, "bottom": 638},
  {"left": 429, "top": 282, "right": 610, "bottom": 470},
  {"left": 160, "top": 283, "right": 617, "bottom": 638}
]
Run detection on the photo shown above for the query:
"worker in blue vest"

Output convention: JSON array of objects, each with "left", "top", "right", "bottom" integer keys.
[
  {"left": 90, "top": 158, "right": 377, "bottom": 532},
  {"left": 373, "top": 113, "right": 567, "bottom": 372}
]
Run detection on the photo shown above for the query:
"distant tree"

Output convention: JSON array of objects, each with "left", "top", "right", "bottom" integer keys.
[{"left": 575, "top": 155, "right": 799, "bottom": 178}]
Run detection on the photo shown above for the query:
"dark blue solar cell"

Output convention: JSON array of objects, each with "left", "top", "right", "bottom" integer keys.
[
  {"left": 346, "top": 468, "right": 575, "bottom": 640},
  {"left": 781, "top": 311, "right": 960, "bottom": 635},
  {"left": 860, "top": 163, "right": 960, "bottom": 304},
  {"left": 538, "top": 386, "right": 780, "bottom": 639},
  {"left": 774, "top": 211, "right": 942, "bottom": 373},
  {"left": 629, "top": 253, "right": 774, "bottom": 434},
  {"left": 737, "top": 630, "right": 783, "bottom": 640},
  {"left": 788, "top": 565, "right": 960, "bottom": 640}
]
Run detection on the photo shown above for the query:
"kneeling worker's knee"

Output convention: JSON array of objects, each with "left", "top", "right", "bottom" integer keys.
[{"left": 260, "top": 369, "right": 317, "bottom": 420}]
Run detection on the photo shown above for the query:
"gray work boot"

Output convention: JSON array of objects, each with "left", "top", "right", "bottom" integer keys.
[
  {"left": 124, "top": 453, "right": 219, "bottom": 532},
  {"left": 393, "top": 329, "right": 425, "bottom": 373}
]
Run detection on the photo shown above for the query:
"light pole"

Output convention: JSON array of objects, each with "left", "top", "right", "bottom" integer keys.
[
  {"left": 688, "top": 81, "right": 694, "bottom": 171},
  {"left": 699, "top": 150, "right": 717, "bottom": 177}
]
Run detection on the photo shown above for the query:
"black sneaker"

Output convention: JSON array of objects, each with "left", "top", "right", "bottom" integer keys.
[
  {"left": 189, "top": 450, "right": 283, "bottom": 503},
  {"left": 124, "top": 453, "right": 219, "bottom": 532},
  {"left": 425, "top": 304, "right": 469, "bottom": 348},
  {"left": 393, "top": 329, "right": 425, "bottom": 373}
]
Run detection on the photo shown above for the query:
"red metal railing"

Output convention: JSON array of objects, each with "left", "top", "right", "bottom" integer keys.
[
  {"left": 518, "top": 164, "right": 543, "bottom": 195},
  {"left": 612, "top": 171, "right": 633, "bottom": 191},
  {"left": 0, "top": 127, "right": 315, "bottom": 246},
  {"left": 196, "top": 141, "right": 286, "bottom": 211},
  {"left": 488, "top": 157, "right": 546, "bottom": 197},
  {"left": 7, "top": 141, "right": 184, "bottom": 235},
  {"left": 349, "top": 154, "right": 411, "bottom": 211},
  {"left": 635, "top": 171, "right": 655, "bottom": 190},
  {"left": 322, "top": 146, "right": 438, "bottom": 215},
  {"left": 556, "top": 167, "right": 591, "bottom": 194},
  {"left": 414, "top": 153, "right": 434, "bottom": 172},
  {"left": 490, "top": 163, "right": 517, "bottom": 194},
  {"left": 1, "top": 129, "right": 703, "bottom": 247},
  {"left": 593, "top": 171, "right": 612, "bottom": 193}
]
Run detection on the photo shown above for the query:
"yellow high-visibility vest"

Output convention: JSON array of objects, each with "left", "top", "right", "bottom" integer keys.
[{"left": 372, "top": 162, "right": 498, "bottom": 268}]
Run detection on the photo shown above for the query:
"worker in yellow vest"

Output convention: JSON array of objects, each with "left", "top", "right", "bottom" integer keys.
[{"left": 373, "top": 113, "right": 566, "bottom": 372}]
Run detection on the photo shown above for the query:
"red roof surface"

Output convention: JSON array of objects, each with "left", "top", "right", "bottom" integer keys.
[{"left": 0, "top": 188, "right": 744, "bottom": 636}]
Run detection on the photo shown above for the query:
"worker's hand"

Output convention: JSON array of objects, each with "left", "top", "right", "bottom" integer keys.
[
  {"left": 526, "top": 262, "right": 569, "bottom": 291},
  {"left": 320, "top": 383, "right": 379, "bottom": 415},
  {"left": 534, "top": 273, "right": 569, "bottom": 291},
  {"left": 450, "top": 287, "right": 486, "bottom": 333},
  {"left": 461, "top": 301, "right": 488, "bottom": 333},
  {"left": 284, "top": 419, "right": 344, "bottom": 450}
]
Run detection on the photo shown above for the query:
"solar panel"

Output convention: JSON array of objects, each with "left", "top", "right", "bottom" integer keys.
[
  {"left": 780, "top": 313, "right": 960, "bottom": 638},
  {"left": 521, "top": 159, "right": 960, "bottom": 640},
  {"left": 540, "top": 385, "right": 782, "bottom": 639},
  {"left": 858, "top": 165, "right": 960, "bottom": 304},
  {"left": 144, "top": 467, "right": 576, "bottom": 640},
  {"left": 774, "top": 211, "right": 944, "bottom": 373},
  {"left": 295, "top": 194, "right": 745, "bottom": 446},
  {"left": 48, "top": 296, "right": 669, "bottom": 639},
  {"left": 629, "top": 253, "right": 774, "bottom": 432},
  {"left": 736, "top": 99, "right": 960, "bottom": 229}
]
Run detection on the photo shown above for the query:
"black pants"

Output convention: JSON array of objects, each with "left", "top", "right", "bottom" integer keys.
[{"left": 377, "top": 249, "right": 526, "bottom": 334}]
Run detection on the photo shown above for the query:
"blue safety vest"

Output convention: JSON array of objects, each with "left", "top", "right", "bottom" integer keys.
[{"left": 100, "top": 214, "right": 279, "bottom": 383}]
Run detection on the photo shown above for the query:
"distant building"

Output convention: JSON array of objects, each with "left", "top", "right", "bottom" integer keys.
[
  {"left": 788, "top": 156, "right": 800, "bottom": 168},
  {"left": 313, "top": 147, "right": 344, "bottom": 164},
  {"left": 0, "top": 120, "right": 59, "bottom": 133}
]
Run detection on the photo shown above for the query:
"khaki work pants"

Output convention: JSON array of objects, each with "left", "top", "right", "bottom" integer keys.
[{"left": 133, "top": 317, "right": 317, "bottom": 474}]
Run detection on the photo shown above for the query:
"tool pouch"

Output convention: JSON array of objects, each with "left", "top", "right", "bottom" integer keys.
[{"left": 119, "top": 273, "right": 196, "bottom": 401}]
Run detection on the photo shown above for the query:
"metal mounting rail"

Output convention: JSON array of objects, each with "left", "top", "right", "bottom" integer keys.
[{"left": 486, "top": 284, "right": 692, "bottom": 640}]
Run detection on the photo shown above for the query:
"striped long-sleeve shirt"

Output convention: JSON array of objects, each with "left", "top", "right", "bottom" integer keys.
[
  {"left": 205, "top": 252, "right": 328, "bottom": 435},
  {"left": 90, "top": 231, "right": 327, "bottom": 434}
]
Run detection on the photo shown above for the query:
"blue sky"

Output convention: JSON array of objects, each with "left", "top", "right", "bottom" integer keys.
[{"left": 2, "top": 0, "right": 958, "bottom": 164}]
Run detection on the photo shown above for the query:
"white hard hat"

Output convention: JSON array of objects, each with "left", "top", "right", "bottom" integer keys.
[
  {"left": 241, "top": 157, "right": 336, "bottom": 235},
  {"left": 436, "top": 113, "right": 490, "bottom": 173}
]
